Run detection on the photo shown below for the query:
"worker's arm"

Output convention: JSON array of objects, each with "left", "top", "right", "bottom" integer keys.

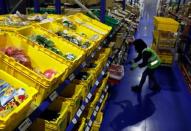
[
  {"left": 138, "top": 51, "right": 152, "bottom": 68},
  {"left": 134, "top": 53, "right": 142, "bottom": 63}
]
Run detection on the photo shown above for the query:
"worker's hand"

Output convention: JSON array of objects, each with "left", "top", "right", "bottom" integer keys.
[{"left": 130, "top": 63, "right": 138, "bottom": 70}]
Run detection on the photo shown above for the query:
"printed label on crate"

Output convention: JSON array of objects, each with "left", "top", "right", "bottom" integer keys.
[
  {"left": 93, "top": 110, "right": 97, "bottom": 117},
  {"left": 91, "top": 52, "right": 96, "bottom": 58},
  {"left": 76, "top": 109, "right": 82, "bottom": 117},
  {"left": 98, "top": 46, "right": 102, "bottom": 50},
  {"left": 82, "top": 62, "right": 87, "bottom": 68},
  {"left": 88, "top": 120, "right": 93, "bottom": 127},
  {"left": 49, "top": 91, "right": 58, "bottom": 101},
  {"left": 85, "top": 126, "right": 90, "bottom": 131},
  {"left": 105, "top": 86, "right": 109, "bottom": 92},
  {"left": 95, "top": 81, "right": 99, "bottom": 86},
  {"left": 69, "top": 73, "right": 75, "bottom": 81},
  {"left": 81, "top": 105, "right": 85, "bottom": 110},
  {"left": 96, "top": 105, "right": 99, "bottom": 111},
  {"left": 100, "top": 98, "right": 103, "bottom": 103},
  {"left": 106, "top": 63, "right": 109, "bottom": 67},
  {"left": 85, "top": 98, "right": 89, "bottom": 103},
  {"left": 18, "top": 118, "right": 32, "bottom": 131},
  {"left": 87, "top": 93, "right": 92, "bottom": 100},
  {"left": 72, "top": 118, "right": 77, "bottom": 124}
]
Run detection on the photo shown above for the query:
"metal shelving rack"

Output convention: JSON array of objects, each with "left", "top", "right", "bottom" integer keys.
[
  {"left": 14, "top": 20, "right": 124, "bottom": 131},
  {"left": 0, "top": 0, "right": 129, "bottom": 130}
]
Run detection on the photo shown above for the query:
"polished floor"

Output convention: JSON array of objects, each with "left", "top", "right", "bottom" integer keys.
[{"left": 100, "top": 0, "right": 191, "bottom": 131}]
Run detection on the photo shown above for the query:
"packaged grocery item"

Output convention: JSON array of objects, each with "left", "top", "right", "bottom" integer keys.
[{"left": 0, "top": 80, "right": 28, "bottom": 117}]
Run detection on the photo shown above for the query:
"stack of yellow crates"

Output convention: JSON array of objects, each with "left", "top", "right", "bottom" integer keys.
[{"left": 152, "top": 16, "right": 179, "bottom": 65}]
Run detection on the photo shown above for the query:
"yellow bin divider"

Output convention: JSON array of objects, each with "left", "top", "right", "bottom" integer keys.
[
  {"left": 78, "top": 118, "right": 86, "bottom": 131},
  {"left": 69, "top": 13, "right": 111, "bottom": 36},
  {"left": 38, "top": 21, "right": 96, "bottom": 56},
  {"left": 16, "top": 25, "right": 86, "bottom": 72},
  {"left": 0, "top": 32, "right": 69, "bottom": 105},
  {"left": 57, "top": 17, "right": 103, "bottom": 44},
  {"left": 60, "top": 83, "right": 84, "bottom": 121},
  {"left": 0, "top": 70, "right": 37, "bottom": 131},
  {"left": 30, "top": 97, "right": 70, "bottom": 131},
  {"left": 92, "top": 112, "right": 103, "bottom": 131},
  {"left": 154, "top": 17, "right": 179, "bottom": 32}
]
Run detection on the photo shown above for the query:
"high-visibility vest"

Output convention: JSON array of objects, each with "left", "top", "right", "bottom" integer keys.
[{"left": 142, "top": 48, "right": 161, "bottom": 69}]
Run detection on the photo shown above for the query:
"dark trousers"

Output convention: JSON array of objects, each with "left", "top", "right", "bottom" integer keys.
[{"left": 139, "top": 67, "right": 159, "bottom": 89}]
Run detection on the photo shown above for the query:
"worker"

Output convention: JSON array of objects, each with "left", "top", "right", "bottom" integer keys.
[{"left": 129, "top": 39, "right": 161, "bottom": 92}]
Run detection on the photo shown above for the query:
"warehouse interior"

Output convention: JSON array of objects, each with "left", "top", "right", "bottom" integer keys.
[{"left": 0, "top": 0, "right": 191, "bottom": 131}]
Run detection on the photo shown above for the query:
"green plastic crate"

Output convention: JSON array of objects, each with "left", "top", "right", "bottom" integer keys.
[{"left": 86, "top": 9, "right": 120, "bottom": 28}]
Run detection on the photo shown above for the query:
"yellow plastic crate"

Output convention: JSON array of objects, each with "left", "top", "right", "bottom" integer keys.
[
  {"left": 85, "top": 62, "right": 103, "bottom": 79},
  {"left": 87, "top": 91, "right": 102, "bottom": 119},
  {"left": 16, "top": 25, "right": 85, "bottom": 71},
  {"left": 57, "top": 17, "right": 103, "bottom": 44},
  {"left": 30, "top": 97, "right": 70, "bottom": 131},
  {"left": 75, "top": 13, "right": 112, "bottom": 32},
  {"left": 69, "top": 13, "right": 112, "bottom": 36},
  {"left": 0, "top": 32, "right": 69, "bottom": 105},
  {"left": 78, "top": 118, "right": 86, "bottom": 131},
  {"left": 153, "top": 30, "right": 176, "bottom": 48},
  {"left": 92, "top": 112, "right": 103, "bottom": 131},
  {"left": 98, "top": 73, "right": 109, "bottom": 94},
  {"left": 0, "top": 70, "right": 37, "bottom": 131},
  {"left": 158, "top": 53, "right": 173, "bottom": 64},
  {"left": 38, "top": 22, "right": 96, "bottom": 56},
  {"left": 100, "top": 93, "right": 109, "bottom": 112},
  {"left": 73, "top": 70, "right": 96, "bottom": 91},
  {"left": 60, "top": 83, "right": 83, "bottom": 121},
  {"left": 154, "top": 17, "right": 179, "bottom": 32}
]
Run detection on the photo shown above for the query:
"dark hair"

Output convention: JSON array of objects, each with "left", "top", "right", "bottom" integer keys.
[{"left": 133, "top": 39, "right": 147, "bottom": 53}]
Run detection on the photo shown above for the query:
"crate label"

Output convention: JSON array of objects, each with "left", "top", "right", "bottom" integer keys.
[
  {"left": 77, "top": 109, "right": 82, "bottom": 117},
  {"left": 91, "top": 52, "right": 96, "bottom": 58},
  {"left": 106, "top": 63, "right": 109, "bottom": 67},
  {"left": 93, "top": 110, "right": 97, "bottom": 117},
  {"left": 105, "top": 86, "right": 109, "bottom": 92},
  {"left": 101, "top": 94, "right": 105, "bottom": 99},
  {"left": 95, "top": 81, "right": 99, "bottom": 86},
  {"left": 98, "top": 46, "right": 102, "bottom": 50},
  {"left": 87, "top": 93, "right": 92, "bottom": 99},
  {"left": 100, "top": 98, "right": 103, "bottom": 103},
  {"left": 88, "top": 120, "right": 93, "bottom": 126},
  {"left": 85, "top": 98, "right": 89, "bottom": 103},
  {"left": 18, "top": 118, "right": 32, "bottom": 131},
  {"left": 72, "top": 118, "right": 77, "bottom": 124},
  {"left": 85, "top": 126, "right": 90, "bottom": 131},
  {"left": 81, "top": 105, "right": 85, "bottom": 110},
  {"left": 96, "top": 106, "right": 99, "bottom": 111},
  {"left": 82, "top": 62, "right": 87, "bottom": 67},
  {"left": 101, "top": 71, "right": 105, "bottom": 75},
  {"left": 69, "top": 73, "right": 75, "bottom": 81},
  {"left": 49, "top": 91, "right": 58, "bottom": 101}
]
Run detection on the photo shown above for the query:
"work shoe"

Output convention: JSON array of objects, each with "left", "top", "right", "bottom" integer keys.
[{"left": 131, "top": 85, "right": 142, "bottom": 92}]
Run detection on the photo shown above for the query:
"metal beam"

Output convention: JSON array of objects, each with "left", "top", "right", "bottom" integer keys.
[
  {"left": 122, "top": 0, "right": 126, "bottom": 11},
  {"left": 100, "top": 0, "right": 106, "bottom": 23},
  {"left": 34, "top": 0, "right": 40, "bottom": 13},
  {"left": 0, "top": 0, "right": 7, "bottom": 14},
  {"left": 55, "top": 0, "right": 61, "bottom": 14}
]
